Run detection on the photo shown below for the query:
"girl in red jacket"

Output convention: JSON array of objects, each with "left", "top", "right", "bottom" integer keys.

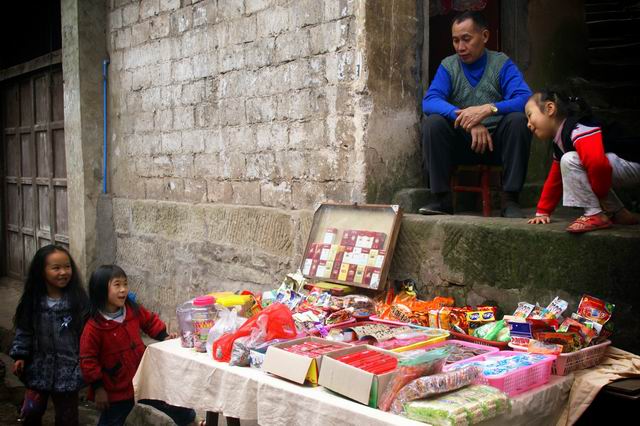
[
  {"left": 525, "top": 89, "right": 640, "bottom": 233},
  {"left": 80, "top": 265, "right": 196, "bottom": 426}
]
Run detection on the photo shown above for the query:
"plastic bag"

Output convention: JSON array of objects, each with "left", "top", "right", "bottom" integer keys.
[
  {"left": 378, "top": 347, "right": 451, "bottom": 411},
  {"left": 206, "top": 307, "right": 245, "bottom": 356},
  {"left": 230, "top": 315, "right": 268, "bottom": 366},
  {"left": 472, "top": 320, "right": 505, "bottom": 341},
  {"left": 390, "top": 365, "right": 481, "bottom": 415},
  {"left": 213, "top": 303, "right": 297, "bottom": 362}
]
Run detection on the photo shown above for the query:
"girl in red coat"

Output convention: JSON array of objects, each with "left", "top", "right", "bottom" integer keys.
[
  {"left": 525, "top": 89, "right": 640, "bottom": 233},
  {"left": 80, "top": 265, "right": 196, "bottom": 426}
]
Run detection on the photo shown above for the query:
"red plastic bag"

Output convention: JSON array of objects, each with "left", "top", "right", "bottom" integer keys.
[{"left": 212, "top": 303, "right": 297, "bottom": 362}]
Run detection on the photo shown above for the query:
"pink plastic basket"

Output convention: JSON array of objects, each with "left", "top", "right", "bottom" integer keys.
[
  {"left": 552, "top": 340, "right": 611, "bottom": 376},
  {"left": 424, "top": 339, "right": 500, "bottom": 364},
  {"left": 444, "top": 351, "right": 556, "bottom": 397}
]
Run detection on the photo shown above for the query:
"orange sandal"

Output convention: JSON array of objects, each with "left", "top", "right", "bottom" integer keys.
[{"left": 566, "top": 214, "right": 612, "bottom": 233}]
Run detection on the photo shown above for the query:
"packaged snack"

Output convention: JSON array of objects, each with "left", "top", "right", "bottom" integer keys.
[
  {"left": 508, "top": 321, "right": 533, "bottom": 347},
  {"left": 540, "top": 297, "right": 568, "bottom": 319},
  {"left": 528, "top": 304, "right": 544, "bottom": 319},
  {"left": 429, "top": 307, "right": 452, "bottom": 330},
  {"left": 389, "top": 366, "right": 481, "bottom": 414},
  {"left": 466, "top": 310, "right": 496, "bottom": 331},
  {"left": 535, "top": 332, "right": 581, "bottom": 353},
  {"left": 513, "top": 302, "right": 535, "bottom": 319},
  {"left": 472, "top": 320, "right": 506, "bottom": 341},
  {"left": 577, "top": 295, "right": 615, "bottom": 325},
  {"left": 559, "top": 318, "right": 598, "bottom": 347},
  {"left": 325, "top": 308, "right": 353, "bottom": 325},
  {"left": 403, "top": 385, "right": 510, "bottom": 425},
  {"left": 449, "top": 307, "right": 471, "bottom": 334},
  {"left": 378, "top": 347, "right": 451, "bottom": 411},
  {"left": 527, "top": 339, "right": 563, "bottom": 355}
]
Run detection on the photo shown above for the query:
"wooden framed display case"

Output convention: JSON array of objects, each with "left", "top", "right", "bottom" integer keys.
[{"left": 300, "top": 203, "right": 403, "bottom": 291}]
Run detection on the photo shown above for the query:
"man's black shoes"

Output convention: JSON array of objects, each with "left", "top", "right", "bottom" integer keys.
[{"left": 419, "top": 193, "right": 453, "bottom": 215}]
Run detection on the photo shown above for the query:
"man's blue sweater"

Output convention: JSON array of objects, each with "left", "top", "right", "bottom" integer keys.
[{"left": 422, "top": 50, "right": 532, "bottom": 121}]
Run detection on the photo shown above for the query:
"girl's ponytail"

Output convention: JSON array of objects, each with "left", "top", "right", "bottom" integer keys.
[{"left": 536, "top": 88, "right": 593, "bottom": 120}]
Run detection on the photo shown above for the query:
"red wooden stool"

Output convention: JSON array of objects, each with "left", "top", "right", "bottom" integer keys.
[{"left": 450, "top": 165, "right": 502, "bottom": 217}]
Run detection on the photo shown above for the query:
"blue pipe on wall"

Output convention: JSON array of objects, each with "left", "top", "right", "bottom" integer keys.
[{"left": 102, "top": 59, "right": 110, "bottom": 194}]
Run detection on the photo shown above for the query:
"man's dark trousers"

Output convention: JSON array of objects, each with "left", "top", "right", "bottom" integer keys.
[{"left": 422, "top": 112, "right": 532, "bottom": 194}]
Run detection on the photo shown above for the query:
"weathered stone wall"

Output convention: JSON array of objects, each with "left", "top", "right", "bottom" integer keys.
[
  {"left": 105, "top": 0, "right": 424, "bottom": 317},
  {"left": 107, "top": 0, "right": 365, "bottom": 209}
]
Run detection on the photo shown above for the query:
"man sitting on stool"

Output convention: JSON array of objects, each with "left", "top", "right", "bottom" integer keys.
[{"left": 420, "top": 10, "right": 532, "bottom": 217}]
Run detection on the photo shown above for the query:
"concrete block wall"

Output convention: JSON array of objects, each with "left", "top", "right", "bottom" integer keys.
[
  {"left": 104, "top": 0, "right": 423, "bottom": 316},
  {"left": 107, "top": 0, "right": 367, "bottom": 210}
]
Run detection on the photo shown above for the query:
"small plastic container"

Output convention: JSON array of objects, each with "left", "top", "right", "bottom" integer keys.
[
  {"left": 176, "top": 300, "right": 195, "bottom": 348},
  {"left": 191, "top": 295, "right": 218, "bottom": 353}
]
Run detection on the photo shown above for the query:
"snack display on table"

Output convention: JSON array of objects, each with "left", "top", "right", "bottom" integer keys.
[
  {"left": 507, "top": 294, "right": 614, "bottom": 355},
  {"left": 389, "top": 365, "right": 482, "bottom": 415},
  {"left": 335, "top": 349, "right": 399, "bottom": 374},
  {"left": 402, "top": 385, "right": 511, "bottom": 426},
  {"left": 445, "top": 351, "right": 556, "bottom": 397},
  {"left": 378, "top": 347, "right": 452, "bottom": 411},
  {"left": 282, "top": 341, "right": 347, "bottom": 357}
]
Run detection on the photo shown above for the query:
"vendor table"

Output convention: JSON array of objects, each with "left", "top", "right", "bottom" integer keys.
[{"left": 133, "top": 339, "right": 574, "bottom": 426}]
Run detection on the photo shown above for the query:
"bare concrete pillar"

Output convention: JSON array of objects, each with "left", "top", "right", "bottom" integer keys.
[{"left": 61, "top": 0, "right": 109, "bottom": 279}]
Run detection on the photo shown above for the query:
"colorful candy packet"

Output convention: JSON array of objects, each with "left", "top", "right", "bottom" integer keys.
[{"left": 577, "top": 295, "right": 614, "bottom": 325}]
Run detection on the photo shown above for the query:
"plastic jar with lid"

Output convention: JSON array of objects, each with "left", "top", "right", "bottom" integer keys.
[
  {"left": 192, "top": 295, "right": 218, "bottom": 352},
  {"left": 176, "top": 300, "right": 196, "bottom": 348}
]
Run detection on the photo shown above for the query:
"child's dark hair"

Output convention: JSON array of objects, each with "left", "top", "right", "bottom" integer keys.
[
  {"left": 14, "top": 244, "right": 88, "bottom": 333},
  {"left": 533, "top": 88, "right": 593, "bottom": 121},
  {"left": 452, "top": 10, "right": 489, "bottom": 30},
  {"left": 88, "top": 265, "right": 138, "bottom": 317}
]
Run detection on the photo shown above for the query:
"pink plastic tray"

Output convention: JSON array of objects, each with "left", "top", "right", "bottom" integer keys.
[
  {"left": 444, "top": 350, "right": 556, "bottom": 397},
  {"left": 423, "top": 339, "right": 499, "bottom": 365}
]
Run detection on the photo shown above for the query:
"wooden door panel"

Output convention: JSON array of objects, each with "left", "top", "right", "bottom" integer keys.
[
  {"left": 38, "top": 185, "right": 50, "bottom": 232},
  {"left": 20, "top": 134, "right": 34, "bottom": 177},
  {"left": 53, "top": 129, "right": 65, "bottom": 178},
  {"left": 19, "top": 81, "right": 32, "bottom": 126},
  {"left": 2, "top": 65, "right": 66, "bottom": 279},
  {"left": 55, "top": 186, "right": 68, "bottom": 237},
  {"left": 4, "top": 86, "right": 19, "bottom": 127},
  {"left": 6, "top": 134, "right": 19, "bottom": 176},
  {"left": 7, "top": 231, "right": 22, "bottom": 277},
  {"left": 6, "top": 184, "right": 20, "bottom": 227},
  {"left": 36, "top": 131, "right": 51, "bottom": 177},
  {"left": 51, "top": 71, "right": 63, "bottom": 122},
  {"left": 34, "top": 76, "right": 49, "bottom": 124}
]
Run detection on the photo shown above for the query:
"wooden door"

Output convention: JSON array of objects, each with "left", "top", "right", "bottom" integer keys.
[{"left": 1, "top": 66, "right": 67, "bottom": 279}]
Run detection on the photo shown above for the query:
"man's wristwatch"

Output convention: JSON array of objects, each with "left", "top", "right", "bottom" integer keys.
[{"left": 489, "top": 103, "right": 498, "bottom": 115}]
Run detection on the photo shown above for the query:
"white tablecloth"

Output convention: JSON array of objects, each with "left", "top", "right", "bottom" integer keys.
[{"left": 133, "top": 339, "right": 574, "bottom": 426}]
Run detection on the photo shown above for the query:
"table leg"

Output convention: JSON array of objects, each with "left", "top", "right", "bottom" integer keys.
[{"left": 205, "top": 411, "right": 219, "bottom": 426}]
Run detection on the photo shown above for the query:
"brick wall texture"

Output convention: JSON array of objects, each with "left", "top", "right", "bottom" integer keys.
[
  {"left": 108, "top": 0, "right": 364, "bottom": 210},
  {"left": 105, "top": 0, "right": 421, "bottom": 317}
]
